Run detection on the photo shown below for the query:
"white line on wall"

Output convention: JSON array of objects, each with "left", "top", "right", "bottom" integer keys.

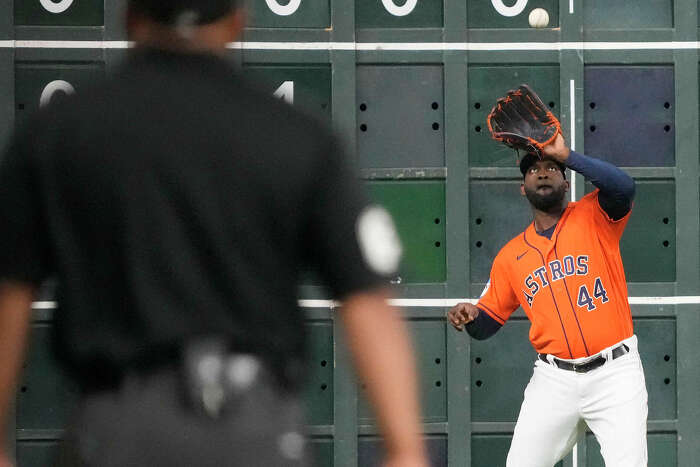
[
  {"left": 5, "top": 41, "right": 700, "bottom": 51},
  {"left": 30, "top": 297, "right": 700, "bottom": 310},
  {"left": 570, "top": 78, "right": 577, "bottom": 202}
]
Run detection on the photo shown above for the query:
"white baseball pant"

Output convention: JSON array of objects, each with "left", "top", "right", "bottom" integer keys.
[{"left": 506, "top": 335, "right": 648, "bottom": 467}]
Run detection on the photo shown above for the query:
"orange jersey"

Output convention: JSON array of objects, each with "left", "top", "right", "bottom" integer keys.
[{"left": 476, "top": 189, "right": 633, "bottom": 359}]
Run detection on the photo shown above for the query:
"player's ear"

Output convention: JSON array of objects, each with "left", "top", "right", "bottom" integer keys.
[{"left": 520, "top": 182, "right": 526, "bottom": 197}]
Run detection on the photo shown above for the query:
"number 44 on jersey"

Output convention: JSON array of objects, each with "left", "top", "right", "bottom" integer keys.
[{"left": 577, "top": 277, "right": 609, "bottom": 311}]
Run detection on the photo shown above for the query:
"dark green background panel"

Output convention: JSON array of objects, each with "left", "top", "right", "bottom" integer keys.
[
  {"left": 356, "top": 0, "right": 443, "bottom": 28},
  {"left": 247, "top": 0, "right": 330, "bottom": 28},
  {"left": 309, "top": 438, "right": 333, "bottom": 467},
  {"left": 471, "top": 435, "right": 563, "bottom": 467},
  {"left": 242, "top": 65, "right": 331, "bottom": 125},
  {"left": 634, "top": 319, "right": 676, "bottom": 420},
  {"left": 367, "top": 181, "right": 446, "bottom": 283},
  {"left": 583, "top": 0, "right": 673, "bottom": 29},
  {"left": 359, "top": 319, "right": 447, "bottom": 422},
  {"left": 15, "top": 62, "right": 105, "bottom": 129},
  {"left": 587, "top": 180, "right": 676, "bottom": 282},
  {"left": 358, "top": 436, "right": 447, "bottom": 466},
  {"left": 16, "top": 440, "right": 61, "bottom": 467},
  {"left": 469, "top": 180, "right": 532, "bottom": 285},
  {"left": 584, "top": 66, "right": 675, "bottom": 167},
  {"left": 468, "top": 65, "right": 560, "bottom": 167},
  {"left": 467, "top": 1, "right": 559, "bottom": 29},
  {"left": 15, "top": 0, "right": 103, "bottom": 26},
  {"left": 303, "top": 321, "right": 334, "bottom": 426},
  {"left": 585, "top": 432, "right": 677, "bottom": 466},
  {"left": 470, "top": 319, "right": 534, "bottom": 422},
  {"left": 357, "top": 65, "right": 445, "bottom": 169},
  {"left": 17, "top": 324, "right": 79, "bottom": 430}
]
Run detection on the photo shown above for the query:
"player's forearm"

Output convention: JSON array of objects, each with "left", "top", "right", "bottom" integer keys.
[
  {"left": 465, "top": 308, "right": 502, "bottom": 340},
  {"left": 339, "top": 290, "right": 427, "bottom": 462},
  {"left": 0, "top": 282, "right": 35, "bottom": 442},
  {"left": 566, "top": 151, "right": 635, "bottom": 200}
]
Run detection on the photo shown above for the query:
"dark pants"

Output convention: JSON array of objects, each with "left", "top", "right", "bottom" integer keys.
[{"left": 57, "top": 367, "right": 308, "bottom": 467}]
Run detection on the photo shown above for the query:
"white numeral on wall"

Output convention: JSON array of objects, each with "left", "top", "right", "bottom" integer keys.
[
  {"left": 265, "top": 0, "right": 302, "bottom": 16},
  {"left": 381, "top": 0, "right": 418, "bottom": 16},
  {"left": 273, "top": 81, "right": 294, "bottom": 105},
  {"left": 490, "top": 0, "right": 528, "bottom": 17},
  {"left": 40, "top": 80, "right": 75, "bottom": 108},
  {"left": 40, "top": 0, "right": 74, "bottom": 14}
]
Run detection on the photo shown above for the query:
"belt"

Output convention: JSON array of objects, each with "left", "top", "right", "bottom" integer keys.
[{"left": 538, "top": 343, "right": 630, "bottom": 373}]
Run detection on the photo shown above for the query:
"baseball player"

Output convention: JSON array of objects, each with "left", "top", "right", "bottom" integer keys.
[{"left": 448, "top": 133, "right": 647, "bottom": 466}]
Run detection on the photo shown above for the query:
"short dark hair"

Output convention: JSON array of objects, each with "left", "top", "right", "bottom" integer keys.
[
  {"left": 129, "top": 0, "right": 239, "bottom": 25},
  {"left": 519, "top": 152, "right": 566, "bottom": 179}
]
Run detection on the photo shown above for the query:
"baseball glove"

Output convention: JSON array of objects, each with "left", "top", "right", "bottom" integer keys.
[{"left": 486, "top": 84, "right": 561, "bottom": 158}]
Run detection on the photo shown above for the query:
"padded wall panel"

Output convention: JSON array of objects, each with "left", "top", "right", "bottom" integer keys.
[
  {"left": 584, "top": 66, "right": 675, "bottom": 167},
  {"left": 359, "top": 436, "right": 447, "bottom": 466},
  {"left": 470, "top": 319, "right": 534, "bottom": 422},
  {"left": 635, "top": 319, "right": 676, "bottom": 420},
  {"left": 467, "top": 1, "right": 558, "bottom": 29},
  {"left": 15, "top": 0, "right": 103, "bottom": 26},
  {"left": 359, "top": 319, "right": 447, "bottom": 422},
  {"left": 243, "top": 65, "right": 331, "bottom": 125},
  {"left": 16, "top": 440, "right": 61, "bottom": 467},
  {"left": 357, "top": 66, "right": 444, "bottom": 169},
  {"left": 303, "top": 321, "right": 333, "bottom": 425},
  {"left": 247, "top": 0, "right": 330, "bottom": 28},
  {"left": 469, "top": 180, "right": 532, "bottom": 284},
  {"left": 368, "top": 181, "right": 446, "bottom": 283},
  {"left": 586, "top": 180, "right": 676, "bottom": 282},
  {"left": 15, "top": 62, "right": 105, "bottom": 129},
  {"left": 469, "top": 66, "right": 560, "bottom": 167},
  {"left": 472, "top": 435, "right": 563, "bottom": 467},
  {"left": 309, "top": 438, "right": 333, "bottom": 467},
  {"left": 17, "top": 324, "right": 79, "bottom": 430},
  {"left": 0, "top": 49, "right": 13, "bottom": 150},
  {"left": 583, "top": 1, "right": 673, "bottom": 29},
  {"left": 585, "top": 432, "right": 677, "bottom": 466},
  {"left": 356, "top": 0, "right": 443, "bottom": 28}
]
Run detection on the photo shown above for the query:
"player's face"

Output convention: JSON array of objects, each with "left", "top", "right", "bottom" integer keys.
[{"left": 521, "top": 159, "right": 569, "bottom": 212}]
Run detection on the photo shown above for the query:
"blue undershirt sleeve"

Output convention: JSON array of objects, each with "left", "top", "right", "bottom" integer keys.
[
  {"left": 465, "top": 309, "right": 503, "bottom": 340},
  {"left": 566, "top": 151, "right": 636, "bottom": 220}
]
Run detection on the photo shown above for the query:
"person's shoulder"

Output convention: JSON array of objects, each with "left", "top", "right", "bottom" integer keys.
[
  {"left": 575, "top": 189, "right": 600, "bottom": 206},
  {"left": 493, "top": 229, "right": 530, "bottom": 264},
  {"left": 566, "top": 189, "right": 601, "bottom": 217}
]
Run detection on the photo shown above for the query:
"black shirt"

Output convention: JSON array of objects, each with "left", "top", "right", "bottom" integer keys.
[{"left": 0, "top": 48, "right": 386, "bottom": 388}]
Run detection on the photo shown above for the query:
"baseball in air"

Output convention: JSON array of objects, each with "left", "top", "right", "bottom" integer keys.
[{"left": 528, "top": 8, "right": 549, "bottom": 28}]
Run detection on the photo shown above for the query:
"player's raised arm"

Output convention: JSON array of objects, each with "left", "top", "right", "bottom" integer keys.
[{"left": 541, "top": 133, "right": 635, "bottom": 220}]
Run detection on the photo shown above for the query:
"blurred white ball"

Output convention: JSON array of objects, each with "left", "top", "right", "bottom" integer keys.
[{"left": 528, "top": 8, "right": 549, "bottom": 28}]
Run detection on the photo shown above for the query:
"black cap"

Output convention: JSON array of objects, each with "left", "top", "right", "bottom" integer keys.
[
  {"left": 519, "top": 152, "right": 566, "bottom": 179},
  {"left": 130, "top": 0, "right": 239, "bottom": 25}
]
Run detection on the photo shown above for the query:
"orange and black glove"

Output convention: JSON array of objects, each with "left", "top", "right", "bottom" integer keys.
[{"left": 486, "top": 84, "right": 561, "bottom": 159}]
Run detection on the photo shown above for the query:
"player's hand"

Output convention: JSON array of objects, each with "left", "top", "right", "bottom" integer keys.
[
  {"left": 541, "top": 132, "right": 570, "bottom": 163},
  {"left": 447, "top": 303, "right": 480, "bottom": 331}
]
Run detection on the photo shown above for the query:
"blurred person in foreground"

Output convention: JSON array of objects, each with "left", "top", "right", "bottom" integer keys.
[{"left": 0, "top": 1, "right": 428, "bottom": 466}]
